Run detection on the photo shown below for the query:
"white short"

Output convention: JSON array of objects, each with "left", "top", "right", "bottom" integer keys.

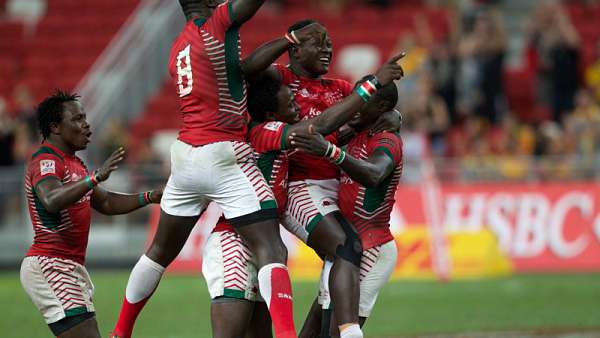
[
  {"left": 284, "top": 179, "right": 340, "bottom": 241},
  {"left": 20, "top": 256, "right": 95, "bottom": 324},
  {"left": 161, "top": 140, "right": 276, "bottom": 219},
  {"left": 202, "top": 230, "right": 262, "bottom": 302},
  {"left": 319, "top": 240, "right": 398, "bottom": 318}
]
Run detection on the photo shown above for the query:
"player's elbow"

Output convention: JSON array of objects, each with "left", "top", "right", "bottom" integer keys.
[{"left": 363, "top": 169, "right": 386, "bottom": 188}]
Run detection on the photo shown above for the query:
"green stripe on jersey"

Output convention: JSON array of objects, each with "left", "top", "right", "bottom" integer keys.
[
  {"left": 224, "top": 26, "right": 244, "bottom": 101},
  {"left": 305, "top": 214, "right": 324, "bottom": 234},
  {"left": 362, "top": 174, "right": 394, "bottom": 213},
  {"left": 31, "top": 146, "right": 63, "bottom": 161},
  {"left": 280, "top": 125, "right": 290, "bottom": 150},
  {"left": 257, "top": 151, "right": 277, "bottom": 182},
  {"left": 33, "top": 189, "right": 61, "bottom": 230},
  {"left": 374, "top": 146, "right": 395, "bottom": 162},
  {"left": 65, "top": 306, "right": 88, "bottom": 317}
]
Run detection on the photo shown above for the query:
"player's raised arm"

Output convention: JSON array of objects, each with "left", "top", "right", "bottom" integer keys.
[
  {"left": 284, "top": 52, "right": 405, "bottom": 144},
  {"left": 230, "top": 0, "right": 267, "bottom": 25},
  {"left": 241, "top": 23, "right": 326, "bottom": 79},
  {"left": 35, "top": 147, "right": 124, "bottom": 214}
]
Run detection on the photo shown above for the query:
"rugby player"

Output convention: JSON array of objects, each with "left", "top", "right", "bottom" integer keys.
[
  {"left": 20, "top": 91, "right": 162, "bottom": 338},
  {"left": 204, "top": 52, "right": 403, "bottom": 337},
  {"left": 253, "top": 20, "right": 403, "bottom": 338},
  {"left": 110, "top": 2, "right": 323, "bottom": 338},
  {"left": 290, "top": 82, "right": 402, "bottom": 338}
]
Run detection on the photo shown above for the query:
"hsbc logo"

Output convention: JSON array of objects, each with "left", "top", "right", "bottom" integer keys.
[{"left": 442, "top": 191, "right": 600, "bottom": 259}]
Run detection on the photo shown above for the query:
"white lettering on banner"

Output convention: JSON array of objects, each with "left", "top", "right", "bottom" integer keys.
[
  {"left": 513, "top": 194, "right": 549, "bottom": 257},
  {"left": 548, "top": 192, "right": 591, "bottom": 258},
  {"left": 435, "top": 191, "right": 599, "bottom": 259},
  {"left": 444, "top": 193, "right": 486, "bottom": 232},
  {"left": 487, "top": 193, "right": 515, "bottom": 253}
]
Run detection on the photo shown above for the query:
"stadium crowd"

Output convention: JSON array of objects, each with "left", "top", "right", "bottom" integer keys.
[{"left": 1, "top": 0, "right": 600, "bottom": 182}]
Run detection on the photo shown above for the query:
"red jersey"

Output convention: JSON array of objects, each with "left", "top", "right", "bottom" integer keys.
[
  {"left": 25, "top": 143, "right": 92, "bottom": 265},
  {"left": 339, "top": 132, "right": 403, "bottom": 250},
  {"left": 169, "top": 1, "right": 250, "bottom": 147},
  {"left": 213, "top": 121, "right": 290, "bottom": 232},
  {"left": 274, "top": 64, "right": 353, "bottom": 181}
]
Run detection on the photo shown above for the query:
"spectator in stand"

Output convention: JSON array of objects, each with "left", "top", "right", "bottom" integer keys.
[
  {"left": 563, "top": 89, "right": 600, "bottom": 163},
  {"left": 403, "top": 74, "right": 450, "bottom": 156},
  {"left": 585, "top": 40, "right": 600, "bottom": 102},
  {"left": 428, "top": 39, "right": 460, "bottom": 124},
  {"left": 528, "top": 3, "right": 580, "bottom": 122},
  {"left": 457, "top": 7, "right": 507, "bottom": 124}
]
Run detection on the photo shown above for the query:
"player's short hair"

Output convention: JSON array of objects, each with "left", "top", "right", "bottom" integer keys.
[
  {"left": 287, "top": 19, "right": 318, "bottom": 34},
  {"left": 37, "top": 90, "right": 80, "bottom": 140},
  {"left": 247, "top": 73, "right": 282, "bottom": 123},
  {"left": 373, "top": 83, "right": 399, "bottom": 110}
]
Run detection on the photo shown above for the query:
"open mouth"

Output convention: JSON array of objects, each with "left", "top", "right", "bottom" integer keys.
[
  {"left": 319, "top": 56, "right": 331, "bottom": 66},
  {"left": 84, "top": 130, "right": 92, "bottom": 142}
]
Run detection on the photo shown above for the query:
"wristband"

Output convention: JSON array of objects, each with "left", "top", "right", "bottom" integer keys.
[
  {"left": 367, "top": 75, "right": 382, "bottom": 89},
  {"left": 85, "top": 175, "right": 97, "bottom": 189},
  {"left": 334, "top": 149, "right": 346, "bottom": 165},
  {"left": 138, "top": 192, "right": 152, "bottom": 206},
  {"left": 324, "top": 142, "right": 333, "bottom": 157},
  {"left": 355, "top": 85, "right": 371, "bottom": 102},
  {"left": 285, "top": 31, "right": 301, "bottom": 45}
]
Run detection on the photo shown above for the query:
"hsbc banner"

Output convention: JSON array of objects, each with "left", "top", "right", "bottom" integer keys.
[
  {"left": 393, "top": 182, "right": 600, "bottom": 272},
  {"left": 146, "top": 182, "right": 600, "bottom": 276}
]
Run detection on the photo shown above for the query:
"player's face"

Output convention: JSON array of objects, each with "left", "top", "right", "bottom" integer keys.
[
  {"left": 274, "top": 86, "right": 300, "bottom": 124},
  {"left": 294, "top": 25, "right": 332, "bottom": 76},
  {"left": 57, "top": 101, "right": 91, "bottom": 151}
]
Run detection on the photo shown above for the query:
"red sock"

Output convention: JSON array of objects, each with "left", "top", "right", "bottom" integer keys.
[
  {"left": 111, "top": 295, "right": 152, "bottom": 338},
  {"left": 258, "top": 264, "right": 297, "bottom": 338}
]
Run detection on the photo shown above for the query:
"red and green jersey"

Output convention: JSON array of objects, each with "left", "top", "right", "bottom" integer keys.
[
  {"left": 213, "top": 121, "right": 290, "bottom": 232},
  {"left": 274, "top": 64, "right": 353, "bottom": 181},
  {"left": 25, "top": 143, "right": 92, "bottom": 265},
  {"left": 169, "top": 1, "right": 250, "bottom": 147},
  {"left": 339, "top": 131, "right": 403, "bottom": 250}
]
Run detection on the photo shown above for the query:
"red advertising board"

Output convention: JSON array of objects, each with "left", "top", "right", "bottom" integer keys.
[{"left": 394, "top": 182, "right": 600, "bottom": 272}]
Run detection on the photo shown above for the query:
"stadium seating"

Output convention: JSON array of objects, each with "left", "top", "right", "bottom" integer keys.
[{"left": 0, "top": 0, "right": 140, "bottom": 111}]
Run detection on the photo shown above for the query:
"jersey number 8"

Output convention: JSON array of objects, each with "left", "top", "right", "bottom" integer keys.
[{"left": 176, "top": 44, "right": 193, "bottom": 97}]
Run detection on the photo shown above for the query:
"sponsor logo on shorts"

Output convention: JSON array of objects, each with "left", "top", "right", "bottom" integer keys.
[
  {"left": 277, "top": 292, "right": 293, "bottom": 300},
  {"left": 40, "top": 160, "right": 56, "bottom": 175}
]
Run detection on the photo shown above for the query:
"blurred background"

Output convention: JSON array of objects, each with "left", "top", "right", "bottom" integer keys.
[{"left": 1, "top": 0, "right": 600, "bottom": 336}]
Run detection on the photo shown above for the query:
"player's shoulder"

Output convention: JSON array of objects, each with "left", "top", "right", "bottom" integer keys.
[
  {"left": 323, "top": 77, "right": 353, "bottom": 93},
  {"left": 370, "top": 131, "right": 402, "bottom": 150},
  {"left": 30, "top": 145, "right": 64, "bottom": 164},
  {"left": 251, "top": 121, "right": 287, "bottom": 133}
]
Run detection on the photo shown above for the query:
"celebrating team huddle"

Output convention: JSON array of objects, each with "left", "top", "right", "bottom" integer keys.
[{"left": 19, "top": 1, "right": 405, "bottom": 338}]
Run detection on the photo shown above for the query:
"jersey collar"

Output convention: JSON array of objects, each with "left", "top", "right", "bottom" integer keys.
[{"left": 42, "top": 141, "right": 72, "bottom": 159}]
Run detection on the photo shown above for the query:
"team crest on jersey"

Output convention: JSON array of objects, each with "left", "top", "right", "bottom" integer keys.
[
  {"left": 40, "top": 160, "right": 55, "bottom": 175},
  {"left": 264, "top": 121, "right": 283, "bottom": 132},
  {"left": 298, "top": 89, "right": 310, "bottom": 98}
]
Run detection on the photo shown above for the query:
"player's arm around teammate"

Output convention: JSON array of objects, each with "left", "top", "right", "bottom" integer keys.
[{"left": 291, "top": 84, "right": 402, "bottom": 337}]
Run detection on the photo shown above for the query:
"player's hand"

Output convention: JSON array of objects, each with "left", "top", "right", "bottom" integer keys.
[
  {"left": 94, "top": 147, "right": 125, "bottom": 182},
  {"left": 371, "top": 109, "right": 402, "bottom": 135},
  {"left": 374, "top": 52, "right": 406, "bottom": 86},
  {"left": 292, "top": 23, "right": 326, "bottom": 45},
  {"left": 149, "top": 189, "right": 163, "bottom": 204},
  {"left": 289, "top": 125, "right": 330, "bottom": 157}
]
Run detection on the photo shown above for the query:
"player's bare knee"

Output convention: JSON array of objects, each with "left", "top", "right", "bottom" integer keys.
[{"left": 332, "top": 212, "right": 362, "bottom": 267}]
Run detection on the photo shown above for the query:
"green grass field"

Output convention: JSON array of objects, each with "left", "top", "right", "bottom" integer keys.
[{"left": 2, "top": 272, "right": 600, "bottom": 338}]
